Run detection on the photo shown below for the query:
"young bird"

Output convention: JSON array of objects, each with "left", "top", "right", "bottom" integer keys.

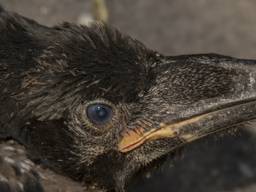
[{"left": 1, "top": 6, "right": 256, "bottom": 192}]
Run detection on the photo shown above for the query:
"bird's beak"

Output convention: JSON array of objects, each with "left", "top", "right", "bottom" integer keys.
[
  {"left": 118, "top": 99, "right": 256, "bottom": 152},
  {"left": 118, "top": 55, "right": 256, "bottom": 153}
]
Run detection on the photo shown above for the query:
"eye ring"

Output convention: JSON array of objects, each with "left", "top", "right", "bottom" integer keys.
[{"left": 84, "top": 99, "right": 115, "bottom": 128}]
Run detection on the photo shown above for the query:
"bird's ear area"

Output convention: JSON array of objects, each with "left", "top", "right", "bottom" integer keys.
[{"left": 118, "top": 54, "right": 256, "bottom": 153}]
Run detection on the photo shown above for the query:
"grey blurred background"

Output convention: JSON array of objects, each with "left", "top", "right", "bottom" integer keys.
[{"left": 1, "top": 0, "right": 256, "bottom": 191}]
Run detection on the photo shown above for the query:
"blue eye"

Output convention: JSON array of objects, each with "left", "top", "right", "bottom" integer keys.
[{"left": 86, "top": 103, "right": 113, "bottom": 125}]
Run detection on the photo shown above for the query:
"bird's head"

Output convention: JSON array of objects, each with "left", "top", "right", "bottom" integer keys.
[{"left": 2, "top": 19, "right": 256, "bottom": 191}]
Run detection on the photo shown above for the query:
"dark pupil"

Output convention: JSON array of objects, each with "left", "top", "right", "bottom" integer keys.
[
  {"left": 87, "top": 104, "right": 112, "bottom": 125},
  {"left": 95, "top": 106, "right": 107, "bottom": 119}
]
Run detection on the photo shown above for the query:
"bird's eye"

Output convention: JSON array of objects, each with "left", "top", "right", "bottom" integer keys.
[{"left": 86, "top": 103, "right": 113, "bottom": 125}]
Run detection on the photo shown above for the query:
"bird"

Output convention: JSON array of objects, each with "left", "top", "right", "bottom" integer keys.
[{"left": 1, "top": 5, "right": 256, "bottom": 192}]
